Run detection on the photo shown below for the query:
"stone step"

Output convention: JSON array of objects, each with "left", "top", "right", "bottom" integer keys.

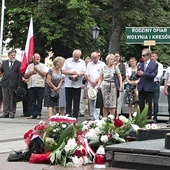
[{"left": 106, "top": 138, "right": 170, "bottom": 170}]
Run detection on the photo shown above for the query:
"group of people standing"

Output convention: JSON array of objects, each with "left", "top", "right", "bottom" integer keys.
[{"left": 0, "top": 48, "right": 168, "bottom": 124}]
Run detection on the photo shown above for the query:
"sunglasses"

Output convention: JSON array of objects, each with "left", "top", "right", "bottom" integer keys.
[{"left": 142, "top": 54, "right": 148, "bottom": 57}]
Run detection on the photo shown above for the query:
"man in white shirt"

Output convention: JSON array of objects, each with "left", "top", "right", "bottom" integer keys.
[
  {"left": 24, "top": 53, "right": 49, "bottom": 119},
  {"left": 62, "top": 49, "right": 86, "bottom": 119},
  {"left": 79, "top": 57, "right": 91, "bottom": 117},
  {"left": 86, "top": 52, "right": 105, "bottom": 120},
  {"left": 164, "top": 66, "right": 170, "bottom": 124},
  {"left": 151, "top": 52, "right": 163, "bottom": 123}
]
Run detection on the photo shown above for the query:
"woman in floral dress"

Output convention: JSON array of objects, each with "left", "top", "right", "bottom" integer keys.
[
  {"left": 96, "top": 54, "right": 123, "bottom": 117},
  {"left": 124, "top": 57, "right": 140, "bottom": 120},
  {"left": 44, "top": 56, "right": 65, "bottom": 117}
]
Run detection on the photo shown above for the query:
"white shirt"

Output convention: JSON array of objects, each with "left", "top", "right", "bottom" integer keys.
[
  {"left": 85, "top": 60, "right": 106, "bottom": 88},
  {"left": 164, "top": 66, "right": 170, "bottom": 86},
  {"left": 144, "top": 59, "right": 150, "bottom": 71},
  {"left": 62, "top": 57, "right": 86, "bottom": 88},
  {"left": 126, "top": 67, "right": 137, "bottom": 77},
  {"left": 25, "top": 63, "right": 49, "bottom": 89},
  {"left": 154, "top": 61, "right": 163, "bottom": 82}
]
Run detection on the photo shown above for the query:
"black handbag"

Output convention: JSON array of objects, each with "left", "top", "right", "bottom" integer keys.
[
  {"left": 50, "top": 89, "right": 60, "bottom": 99},
  {"left": 114, "top": 73, "right": 120, "bottom": 90},
  {"left": 13, "top": 88, "right": 27, "bottom": 102}
]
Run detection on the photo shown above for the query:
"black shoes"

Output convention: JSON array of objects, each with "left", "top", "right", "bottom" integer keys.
[
  {"left": 20, "top": 115, "right": 30, "bottom": 117},
  {"left": 0, "top": 114, "right": 14, "bottom": 118},
  {"left": 0, "top": 114, "right": 9, "bottom": 118},
  {"left": 27, "top": 115, "right": 36, "bottom": 119},
  {"left": 79, "top": 114, "right": 85, "bottom": 117}
]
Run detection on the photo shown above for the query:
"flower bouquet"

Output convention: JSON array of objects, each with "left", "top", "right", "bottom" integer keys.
[
  {"left": 21, "top": 105, "right": 149, "bottom": 167},
  {"left": 77, "top": 115, "right": 132, "bottom": 150}
]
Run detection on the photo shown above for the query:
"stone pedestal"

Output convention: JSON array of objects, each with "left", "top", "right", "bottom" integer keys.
[
  {"left": 137, "top": 128, "right": 170, "bottom": 141},
  {"left": 106, "top": 138, "right": 170, "bottom": 170},
  {"left": 165, "top": 133, "right": 170, "bottom": 149}
]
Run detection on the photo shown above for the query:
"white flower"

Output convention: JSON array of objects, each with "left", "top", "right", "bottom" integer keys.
[
  {"left": 145, "top": 124, "right": 151, "bottom": 129},
  {"left": 102, "top": 117, "right": 107, "bottom": 121},
  {"left": 64, "top": 145, "right": 71, "bottom": 153},
  {"left": 119, "top": 115, "right": 128, "bottom": 123},
  {"left": 83, "top": 156, "right": 89, "bottom": 164},
  {"left": 53, "top": 129, "right": 57, "bottom": 132},
  {"left": 39, "top": 120, "right": 44, "bottom": 124},
  {"left": 133, "top": 112, "right": 137, "bottom": 117},
  {"left": 94, "top": 127, "right": 100, "bottom": 135},
  {"left": 62, "top": 124, "right": 67, "bottom": 128},
  {"left": 151, "top": 123, "right": 158, "bottom": 129},
  {"left": 87, "top": 120, "right": 95, "bottom": 127},
  {"left": 113, "top": 133, "right": 119, "bottom": 140},
  {"left": 96, "top": 120, "right": 106, "bottom": 128},
  {"left": 100, "top": 135, "right": 109, "bottom": 143},
  {"left": 82, "top": 125, "right": 88, "bottom": 132},
  {"left": 64, "top": 138, "right": 77, "bottom": 153},
  {"left": 72, "top": 156, "right": 84, "bottom": 167},
  {"left": 66, "top": 162, "right": 74, "bottom": 167},
  {"left": 94, "top": 119, "right": 100, "bottom": 123},
  {"left": 85, "top": 129, "right": 98, "bottom": 141},
  {"left": 108, "top": 114, "right": 115, "bottom": 120}
]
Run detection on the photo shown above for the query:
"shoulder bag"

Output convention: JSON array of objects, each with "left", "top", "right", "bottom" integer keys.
[
  {"left": 114, "top": 67, "right": 120, "bottom": 90},
  {"left": 50, "top": 88, "right": 59, "bottom": 99}
]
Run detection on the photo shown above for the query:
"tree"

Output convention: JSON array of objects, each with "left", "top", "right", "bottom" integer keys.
[
  {"left": 34, "top": 0, "right": 96, "bottom": 59},
  {"left": 3, "top": 0, "right": 37, "bottom": 49},
  {"left": 108, "top": 0, "right": 125, "bottom": 54}
]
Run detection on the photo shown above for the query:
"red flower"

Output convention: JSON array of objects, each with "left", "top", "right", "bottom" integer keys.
[
  {"left": 74, "top": 149, "right": 82, "bottom": 157},
  {"left": 114, "top": 119, "right": 123, "bottom": 127},
  {"left": 34, "top": 124, "right": 45, "bottom": 131},
  {"left": 74, "top": 148, "right": 86, "bottom": 157},
  {"left": 76, "top": 131, "right": 83, "bottom": 136},
  {"left": 81, "top": 148, "right": 86, "bottom": 156}
]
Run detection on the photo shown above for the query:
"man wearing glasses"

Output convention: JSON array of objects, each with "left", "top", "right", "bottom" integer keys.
[{"left": 137, "top": 48, "right": 158, "bottom": 120}]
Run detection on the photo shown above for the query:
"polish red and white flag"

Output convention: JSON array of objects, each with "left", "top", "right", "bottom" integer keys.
[{"left": 20, "top": 17, "right": 34, "bottom": 74}]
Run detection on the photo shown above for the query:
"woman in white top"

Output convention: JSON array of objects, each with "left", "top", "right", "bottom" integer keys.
[{"left": 124, "top": 57, "right": 140, "bottom": 120}]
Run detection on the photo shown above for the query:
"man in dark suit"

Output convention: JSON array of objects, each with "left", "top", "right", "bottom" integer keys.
[
  {"left": 0, "top": 49, "right": 22, "bottom": 118},
  {"left": 137, "top": 48, "right": 158, "bottom": 119}
]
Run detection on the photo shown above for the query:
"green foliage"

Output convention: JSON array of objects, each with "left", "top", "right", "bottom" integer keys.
[
  {"left": 134, "top": 104, "right": 148, "bottom": 128},
  {"left": 115, "top": 121, "right": 132, "bottom": 139},
  {"left": 54, "top": 124, "right": 75, "bottom": 150},
  {"left": 152, "top": 45, "right": 170, "bottom": 68}
]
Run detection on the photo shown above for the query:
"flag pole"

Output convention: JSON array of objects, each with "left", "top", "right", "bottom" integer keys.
[{"left": 0, "top": 0, "right": 5, "bottom": 62}]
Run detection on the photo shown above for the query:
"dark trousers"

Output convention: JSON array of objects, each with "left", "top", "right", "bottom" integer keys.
[
  {"left": 139, "top": 89, "right": 153, "bottom": 119},
  {"left": 65, "top": 87, "right": 81, "bottom": 119},
  {"left": 28, "top": 87, "right": 45, "bottom": 117},
  {"left": 153, "top": 82, "right": 160, "bottom": 120},
  {"left": 2, "top": 86, "right": 16, "bottom": 116},
  {"left": 22, "top": 83, "right": 30, "bottom": 116},
  {"left": 167, "top": 87, "right": 170, "bottom": 119}
]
